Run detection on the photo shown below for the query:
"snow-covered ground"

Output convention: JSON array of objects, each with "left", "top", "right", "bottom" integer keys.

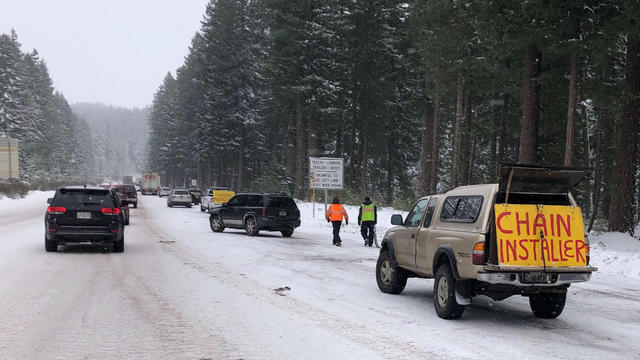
[{"left": 0, "top": 192, "right": 639, "bottom": 359}]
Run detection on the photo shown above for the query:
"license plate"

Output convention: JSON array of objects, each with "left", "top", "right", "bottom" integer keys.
[
  {"left": 77, "top": 212, "right": 91, "bottom": 219},
  {"left": 279, "top": 210, "right": 287, "bottom": 216},
  {"left": 522, "top": 272, "right": 553, "bottom": 284}
]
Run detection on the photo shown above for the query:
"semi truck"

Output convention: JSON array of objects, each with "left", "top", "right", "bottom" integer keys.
[{"left": 141, "top": 172, "right": 160, "bottom": 195}]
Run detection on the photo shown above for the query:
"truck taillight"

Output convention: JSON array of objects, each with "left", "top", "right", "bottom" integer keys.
[
  {"left": 101, "top": 208, "right": 121, "bottom": 215},
  {"left": 472, "top": 242, "right": 485, "bottom": 265},
  {"left": 586, "top": 244, "right": 590, "bottom": 265},
  {"left": 47, "top": 206, "right": 66, "bottom": 214}
]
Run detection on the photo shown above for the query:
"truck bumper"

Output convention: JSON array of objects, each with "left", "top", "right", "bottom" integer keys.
[{"left": 477, "top": 271, "right": 592, "bottom": 286}]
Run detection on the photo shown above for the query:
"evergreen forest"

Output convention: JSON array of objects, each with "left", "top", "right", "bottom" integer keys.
[{"left": 148, "top": 1, "right": 640, "bottom": 234}]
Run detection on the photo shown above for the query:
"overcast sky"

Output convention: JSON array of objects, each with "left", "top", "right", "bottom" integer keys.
[{"left": 0, "top": 0, "right": 208, "bottom": 109}]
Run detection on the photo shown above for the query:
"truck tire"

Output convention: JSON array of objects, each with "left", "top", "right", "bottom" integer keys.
[
  {"left": 45, "top": 237, "right": 57, "bottom": 252},
  {"left": 187, "top": 204, "right": 192, "bottom": 208},
  {"left": 376, "top": 250, "right": 407, "bottom": 294},
  {"left": 529, "top": 292, "right": 566, "bottom": 319},
  {"left": 244, "top": 216, "right": 259, "bottom": 236},
  {"left": 433, "top": 264, "right": 465, "bottom": 319},
  {"left": 200, "top": 205, "right": 205, "bottom": 212},
  {"left": 113, "top": 234, "right": 124, "bottom": 253},
  {"left": 210, "top": 215, "right": 225, "bottom": 233},
  {"left": 133, "top": 203, "right": 137, "bottom": 209}
]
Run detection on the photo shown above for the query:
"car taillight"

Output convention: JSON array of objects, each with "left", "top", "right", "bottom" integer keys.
[
  {"left": 101, "top": 208, "right": 121, "bottom": 215},
  {"left": 472, "top": 242, "right": 485, "bottom": 265},
  {"left": 47, "top": 206, "right": 66, "bottom": 214},
  {"left": 261, "top": 208, "right": 266, "bottom": 216}
]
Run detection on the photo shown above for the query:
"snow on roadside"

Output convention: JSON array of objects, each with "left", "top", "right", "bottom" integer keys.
[
  {"left": 589, "top": 231, "right": 640, "bottom": 280},
  {"left": 295, "top": 200, "right": 408, "bottom": 243},
  {"left": 0, "top": 190, "right": 53, "bottom": 213}
]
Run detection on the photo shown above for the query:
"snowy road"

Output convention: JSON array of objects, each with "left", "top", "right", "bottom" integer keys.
[{"left": 0, "top": 194, "right": 638, "bottom": 359}]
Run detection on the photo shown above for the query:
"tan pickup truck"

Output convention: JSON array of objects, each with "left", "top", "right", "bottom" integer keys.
[{"left": 375, "top": 164, "right": 597, "bottom": 319}]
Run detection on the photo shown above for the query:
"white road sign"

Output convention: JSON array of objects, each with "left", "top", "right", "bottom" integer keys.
[{"left": 309, "top": 157, "right": 343, "bottom": 189}]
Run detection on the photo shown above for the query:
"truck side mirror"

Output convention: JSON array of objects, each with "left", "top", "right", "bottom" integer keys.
[
  {"left": 47, "top": 198, "right": 53, "bottom": 204},
  {"left": 391, "top": 214, "right": 403, "bottom": 225}
]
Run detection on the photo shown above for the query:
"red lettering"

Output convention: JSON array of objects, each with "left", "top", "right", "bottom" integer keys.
[
  {"left": 549, "top": 213, "right": 555, "bottom": 236},
  {"left": 558, "top": 239, "right": 568, "bottom": 261},
  {"left": 506, "top": 239, "right": 517, "bottom": 262},
  {"left": 496, "top": 212, "right": 513, "bottom": 234},
  {"left": 556, "top": 214, "right": 571, "bottom": 237},
  {"left": 515, "top": 212, "right": 530, "bottom": 236},
  {"left": 499, "top": 238, "right": 505, "bottom": 263},
  {"left": 532, "top": 214, "right": 547, "bottom": 236},
  {"left": 518, "top": 239, "right": 529, "bottom": 261},
  {"left": 530, "top": 238, "right": 539, "bottom": 260},
  {"left": 564, "top": 240, "right": 574, "bottom": 259},
  {"left": 575, "top": 240, "right": 586, "bottom": 264}
]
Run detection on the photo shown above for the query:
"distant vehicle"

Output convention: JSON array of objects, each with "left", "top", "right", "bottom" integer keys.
[
  {"left": 45, "top": 186, "right": 126, "bottom": 252},
  {"left": 209, "top": 193, "right": 300, "bottom": 237},
  {"left": 122, "top": 175, "right": 134, "bottom": 185},
  {"left": 158, "top": 187, "right": 172, "bottom": 197},
  {"left": 110, "top": 186, "right": 130, "bottom": 225},
  {"left": 123, "top": 184, "right": 138, "bottom": 208},
  {"left": 141, "top": 172, "right": 160, "bottom": 195},
  {"left": 167, "top": 189, "right": 192, "bottom": 208},
  {"left": 135, "top": 184, "right": 141, "bottom": 192},
  {"left": 188, "top": 189, "right": 202, "bottom": 205},
  {"left": 200, "top": 187, "right": 234, "bottom": 213}
]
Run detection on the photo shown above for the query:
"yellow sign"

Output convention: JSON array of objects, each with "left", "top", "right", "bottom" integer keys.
[
  {"left": 494, "top": 204, "right": 587, "bottom": 267},
  {"left": 213, "top": 190, "right": 235, "bottom": 204}
]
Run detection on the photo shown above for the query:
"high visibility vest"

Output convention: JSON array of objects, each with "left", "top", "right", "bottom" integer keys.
[
  {"left": 326, "top": 204, "right": 348, "bottom": 222},
  {"left": 361, "top": 203, "right": 375, "bottom": 222}
]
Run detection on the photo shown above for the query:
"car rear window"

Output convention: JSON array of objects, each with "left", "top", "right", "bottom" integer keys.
[
  {"left": 124, "top": 185, "right": 136, "bottom": 195},
  {"left": 53, "top": 189, "right": 114, "bottom": 207},
  {"left": 174, "top": 190, "right": 189, "bottom": 195},
  {"left": 267, "top": 197, "right": 297, "bottom": 209},
  {"left": 440, "top": 196, "right": 483, "bottom": 223}
]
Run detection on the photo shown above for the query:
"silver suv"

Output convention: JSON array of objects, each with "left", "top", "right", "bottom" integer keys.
[{"left": 167, "top": 189, "right": 192, "bottom": 208}]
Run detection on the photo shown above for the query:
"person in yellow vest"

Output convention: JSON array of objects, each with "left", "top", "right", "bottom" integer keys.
[
  {"left": 358, "top": 196, "right": 378, "bottom": 247},
  {"left": 325, "top": 197, "right": 349, "bottom": 246}
]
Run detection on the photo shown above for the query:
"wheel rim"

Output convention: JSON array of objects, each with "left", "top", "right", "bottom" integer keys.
[
  {"left": 211, "top": 217, "right": 220, "bottom": 230},
  {"left": 246, "top": 218, "right": 256, "bottom": 234},
  {"left": 437, "top": 277, "right": 449, "bottom": 307},
  {"left": 380, "top": 259, "right": 392, "bottom": 285}
]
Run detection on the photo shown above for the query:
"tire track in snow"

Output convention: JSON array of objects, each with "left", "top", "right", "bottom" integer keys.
[{"left": 139, "top": 204, "right": 457, "bottom": 360}]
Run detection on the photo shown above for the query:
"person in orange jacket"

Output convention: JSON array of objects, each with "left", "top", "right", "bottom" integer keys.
[{"left": 325, "top": 197, "right": 349, "bottom": 246}]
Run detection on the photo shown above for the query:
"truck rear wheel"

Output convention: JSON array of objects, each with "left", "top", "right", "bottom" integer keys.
[
  {"left": 529, "top": 292, "right": 566, "bottom": 319},
  {"left": 433, "top": 264, "right": 465, "bottom": 319},
  {"left": 376, "top": 250, "right": 406, "bottom": 294}
]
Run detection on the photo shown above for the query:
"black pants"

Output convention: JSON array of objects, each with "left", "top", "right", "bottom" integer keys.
[
  {"left": 361, "top": 222, "right": 375, "bottom": 245},
  {"left": 332, "top": 221, "right": 342, "bottom": 244}
]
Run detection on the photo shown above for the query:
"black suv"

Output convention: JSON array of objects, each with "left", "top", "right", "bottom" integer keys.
[
  {"left": 123, "top": 184, "right": 138, "bottom": 208},
  {"left": 45, "top": 186, "right": 126, "bottom": 252},
  {"left": 209, "top": 193, "right": 301, "bottom": 237}
]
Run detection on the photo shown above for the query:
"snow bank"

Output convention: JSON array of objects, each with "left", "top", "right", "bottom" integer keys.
[
  {"left": 589, "top": 232, "right": 640, "bottom": 280},
  {"left": 0, "top": 190, "right": 53, "bottom": 213}
]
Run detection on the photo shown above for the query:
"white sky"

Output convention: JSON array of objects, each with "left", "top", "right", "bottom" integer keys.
[{"left": 0, "top": 0, "right": 208, "bottom": 109}]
